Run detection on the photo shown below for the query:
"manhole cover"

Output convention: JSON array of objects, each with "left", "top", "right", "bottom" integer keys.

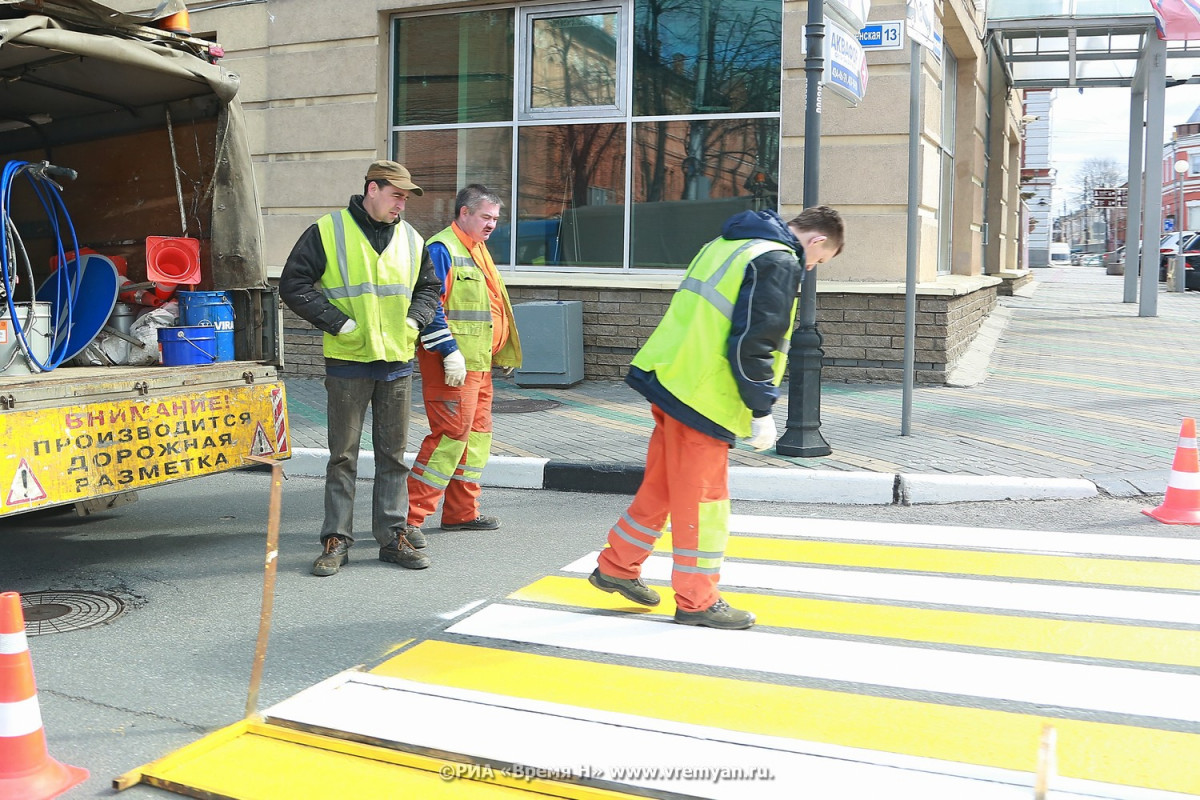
[
  {"left": 491, "top": 399, "right": 561, "bottom": 414},
  {"left": 20, "top": 591, "right": 126, "bottom": 635}
]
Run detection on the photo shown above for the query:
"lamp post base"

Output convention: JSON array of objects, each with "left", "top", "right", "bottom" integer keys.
[{"left": 775, "top": 425, "right": 831, "bottom": 458}]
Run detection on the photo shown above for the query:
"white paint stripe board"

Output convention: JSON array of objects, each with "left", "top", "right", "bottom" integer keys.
[
  {"left": 449, "top": 605, "right": 1200, "bottom": 723},
  {"left": 265, "top": 674, "right": 1105, "bottom": 800},
  {"left": 727, "top": 515, "right": 1200, "bottom": 562},
  {"left": 0, "top": 695, "right": 42, "bottom": 737},
  {"left": 268, "top": 673, "right": 1193, "bottom": 800},
  {"left": 561, "top": 553, "right": 1200, "bottom": 626}
]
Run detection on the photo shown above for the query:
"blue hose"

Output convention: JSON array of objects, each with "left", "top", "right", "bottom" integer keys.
[{"left": 0, "top": 160, "right": 81, "bottom": 372}]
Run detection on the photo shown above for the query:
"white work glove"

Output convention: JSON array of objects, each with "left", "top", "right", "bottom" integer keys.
[
  {"left": 338, "top": 318, "right": 357, "bottom": 335},
  {"left": 405, "top": 317, "right": 420, "bottom": 331},
  {"left": 443, "top": 350, "right": 467, "bottom": 387},
  {"left": 745, "top": 415, "right": 777, "bottom": 451}
]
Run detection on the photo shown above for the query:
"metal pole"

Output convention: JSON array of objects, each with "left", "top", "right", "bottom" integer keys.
[
  {"left": 1139, "top": 33, "right": 1166, "bottom": 318},
  {"left": 1175, "top": 166, "right": 1187, "bottom": 292},
  {"left": 902, "top": 40, "right": 923, "bottom": 436},
  {"left": 777, "top": 0, "right": 830, "bottom": 457},
  {"left": 1124, "top": 84, "right": 1145, "bottom": 304}
]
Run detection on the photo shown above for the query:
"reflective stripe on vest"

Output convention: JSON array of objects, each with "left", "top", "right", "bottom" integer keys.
[
  {"left": 631, "top": 236, "right": 795, "bottom": 438},
  {"left": 429, "top": 227, "right": 496, "bottom": 371},
  {"left": 324, "top": 211, "right": 417, "bottom": 300}
]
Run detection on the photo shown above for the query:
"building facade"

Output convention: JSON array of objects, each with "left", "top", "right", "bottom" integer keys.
[
  {"left": 114, "top": 0, "right": 1030, "bottom": 383},
  {"left": 1018, "top": 89, "right": 1054, "bottom": 266},
  {"left": 1162, "top": 108, "right": 1200, "bottom": 235}
]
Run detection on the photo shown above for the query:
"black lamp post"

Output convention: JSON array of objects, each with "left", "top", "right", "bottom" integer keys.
[{"left": 776, "top": 0, "right": 831, "bottom": 457}]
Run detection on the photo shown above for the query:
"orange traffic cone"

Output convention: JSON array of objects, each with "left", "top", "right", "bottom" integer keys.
[
  {"left": 1144, "top": 418, "right": 1200, "bottom": 525},
  {"left": 0, "top": 592, "right": 87, "bottom": 800}
]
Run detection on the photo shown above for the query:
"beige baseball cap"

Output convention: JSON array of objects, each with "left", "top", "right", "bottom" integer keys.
[{"left": 365, "top": 160, "right": 423, "bottom": 196}]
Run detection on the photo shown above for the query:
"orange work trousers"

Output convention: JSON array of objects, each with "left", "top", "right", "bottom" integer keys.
[
  {"left": 407, "top": 347, "right": 494, "bottom": 527},
  {"left": 598, "top": 404, "right": 731, "bottom": 612}
]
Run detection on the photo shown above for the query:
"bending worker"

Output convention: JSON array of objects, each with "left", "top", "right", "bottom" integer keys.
[
  {"left": 406, "top": 184, "right": 521, "bottom": 538},
  {"left": 280, "top": 160, "right": 443, "bottom": 577},
  {"left": 588, "top": 206, "right": 845, "bottom": 630}
]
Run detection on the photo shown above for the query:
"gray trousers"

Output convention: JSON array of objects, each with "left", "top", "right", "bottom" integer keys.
[{"left": 321, "top": 374, "right": 411, "bottom": 547}]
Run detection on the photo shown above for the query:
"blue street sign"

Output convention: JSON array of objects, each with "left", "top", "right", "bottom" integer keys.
[{"left": 859, "top": 21, "right": 903, "bottom": 51}]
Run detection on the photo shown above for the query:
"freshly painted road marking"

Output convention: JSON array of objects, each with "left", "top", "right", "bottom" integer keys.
[
  {"left": 371, "top": 640, "right": 1200, "bottom": 797},
  {"left": 445, "top": 604, "right": 1200, "bottom": 723},
  {"left": 658, "top": 533, "right": 1200, "bottom": 590},
  {"left": 561, "top": 553, "right": 1200, "bottom": 626},
  {"left": 511, "top": 575, "right": 1200, "bottom": 667},
  {"left": 727, "top": 516, "right": 1200, "bottom": 561}
]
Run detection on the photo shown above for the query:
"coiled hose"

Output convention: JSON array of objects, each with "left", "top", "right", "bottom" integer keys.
[{"left": 0, "top": 160, "right": 80, "bottom": 373}]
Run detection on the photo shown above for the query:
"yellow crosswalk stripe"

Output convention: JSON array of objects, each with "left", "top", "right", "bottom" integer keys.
[
  {"left": 511, "top": 575, "right": 1200, "bottom": 668},
  {"left": 371, "top": 640, "right": 1200, "bottom": 796},
  {"left": 657, "top": 532, "right": 1200, "bottom": 590}
]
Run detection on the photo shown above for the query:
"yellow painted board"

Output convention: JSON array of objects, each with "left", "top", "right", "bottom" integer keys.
[
  {"left": 1, "top": 383, "right": 290, "bottom": 515},
  {"left": 655, "top": 532, "right": 1200, "bottom": 591},
  {"left": 371, "top": 640, "right": 1200, "bottom": 796},
  {"left": 511, "top": 575, "right": 1200, "bottom": 668},
  {"left": 128, "top": 721, "right": 635, "bottom": 800}
]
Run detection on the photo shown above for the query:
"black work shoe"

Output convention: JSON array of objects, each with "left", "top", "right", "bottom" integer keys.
[
  {"left": 441, "top": 514, "right": 500, "bottom": 531},
  {"left": 379, "top": 534, "right": 430, "bottom": 570},
  {"left": 588, "top": 568, "right": 661, "bottom": 606},
  {"left": 312, "top": 536, "right": 349, "bottom": 577},
  {"left": 404, "top": 524, "right": 427, "bottom": 549},
  {"left": 674, "top": 598, "right": 755, "bottom": 630}
]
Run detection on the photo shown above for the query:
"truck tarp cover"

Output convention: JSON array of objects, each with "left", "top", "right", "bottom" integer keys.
[{"left": 0, "top": 0, "right": 265, "bottom": 287}]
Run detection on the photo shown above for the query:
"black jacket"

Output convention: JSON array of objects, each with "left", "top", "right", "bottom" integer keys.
[
  {"left": 627, "top": 209, "right": 804, "bottom": 443},
  {"left": 278, "top": 195, "right": 442, "bottom": 335}
]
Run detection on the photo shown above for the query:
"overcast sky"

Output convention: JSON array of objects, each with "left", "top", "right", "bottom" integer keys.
[{"left": 1051, "top": 85, "right": 1200, "bottom": 211}]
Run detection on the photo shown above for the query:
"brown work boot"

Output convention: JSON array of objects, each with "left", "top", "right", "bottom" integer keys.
[
  {"left": 588, "top": 568, "right": 661, "bottom": 606},
  {"left": 404, "top": 524, "right": 427, "bottom": 549},
  {"left": 379, "top": 533, "right": 430, "bottom": 570},
  {"left": 674, "top": 598, "right": 755, "bottom": 630},
  {"left": 312, "top": 536, "right": 349, "bottom": 577},
  {"left": 441, "top": 514, "right": 500, "bottom": 531}
]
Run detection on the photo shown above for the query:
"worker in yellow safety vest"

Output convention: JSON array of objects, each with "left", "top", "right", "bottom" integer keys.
[
  {"left": 280, "top": 160, "right": 444, "bottom": 577},
  {"left": 406, "top": 184, "right": 521, "bottom": 542},
  {"left": 588, "top": 206, "right": 845, "bottom": 630}
]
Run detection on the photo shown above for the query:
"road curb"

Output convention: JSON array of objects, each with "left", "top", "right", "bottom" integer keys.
[
  {"left": 285, "top": 448, "right": 1101, "bottom": 505},
  {"left": 898, "top": 474, "right": 1098, "bottom": 504}
]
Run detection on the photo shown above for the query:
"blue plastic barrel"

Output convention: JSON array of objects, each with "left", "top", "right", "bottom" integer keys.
[{"left": 178, "top": 290, "right": 234, "bottom": 361}]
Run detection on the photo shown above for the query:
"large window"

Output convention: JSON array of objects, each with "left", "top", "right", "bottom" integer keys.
[{"left": 391, "top": 1, "right": 782, "bottom": 271}]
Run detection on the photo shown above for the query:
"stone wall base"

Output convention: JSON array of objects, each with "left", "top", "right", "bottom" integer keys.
[{"left": 279, "top": 280, "right": 998, "bottom": 386}]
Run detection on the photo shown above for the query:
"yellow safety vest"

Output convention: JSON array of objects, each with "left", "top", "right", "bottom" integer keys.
[
  {"left": 631, "top": 237, "right": 796, "bottom": 438},
  {"left": 316, "top": 209, "right": 422, "bottom": 362},
  {"left": 428, "top": 227, "right": 522, "bottom": 372}
]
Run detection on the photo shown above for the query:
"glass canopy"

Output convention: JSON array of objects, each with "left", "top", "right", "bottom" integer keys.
[{"left": 988, "top": 6, "right": 1200, "bottom": 88}]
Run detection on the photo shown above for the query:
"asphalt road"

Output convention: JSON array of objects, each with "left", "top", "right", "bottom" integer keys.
[{"left": 2, "top": 469, "right": 1186, "bottom": 799}]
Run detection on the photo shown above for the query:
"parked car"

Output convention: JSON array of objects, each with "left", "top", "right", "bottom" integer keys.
[
  {"left": 1158, "top": 231, "right": 1200, "bottom": 282},
  {"left": 1080, "top": 254, "right": 1104, "bottom": 267}
]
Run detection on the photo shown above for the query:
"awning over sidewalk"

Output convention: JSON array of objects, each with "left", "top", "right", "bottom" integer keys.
[{"left": 987, "top": 0, "right": 1200, "bottom": 316}]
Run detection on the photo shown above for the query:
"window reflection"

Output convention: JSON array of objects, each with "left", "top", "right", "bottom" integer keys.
[
  {"left": 632, "top": 119, "right": 778, "bottom": 268},
  {"left": 530, "top": 12, "right": 619, "bottom": 110},
  {"left": 634, "top": 0, "right": 780, "bottom": 116},
  {"left": 393, "top": 11, "right": 514, "bottom": 125},
  {"left": 392, "top": 128, "right": 513, "bottom": 251},
  {"left": 515, "top": 124, "right": 625, "bottom": 267}
]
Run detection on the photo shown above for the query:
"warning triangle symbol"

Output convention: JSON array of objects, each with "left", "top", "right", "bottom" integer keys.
[
  {"left": 251, "top": 423, "right": 274, "bottom": 456},
  {"left": 7, "top": 458, "right": 47, "bottom": 505}
]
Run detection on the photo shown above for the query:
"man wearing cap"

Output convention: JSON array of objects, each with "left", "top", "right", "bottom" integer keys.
[{"left": 280, "top": 161, "right": 448, "bottom": 576}]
